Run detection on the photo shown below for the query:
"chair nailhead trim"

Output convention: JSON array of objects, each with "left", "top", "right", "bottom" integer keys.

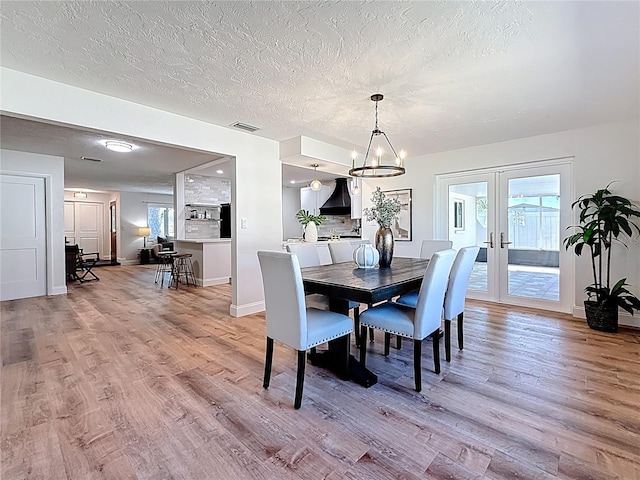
[
  {"left": 308, "top": 329, "right": 352, "bottom": 349},
  {"left": 360, "top": 325, "right": 409, "bottom": 338}
]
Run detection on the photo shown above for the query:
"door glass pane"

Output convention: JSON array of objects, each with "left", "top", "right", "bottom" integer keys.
[
  {"left": 506, "top": 174, "right": 559, "bottom": 301},
  {"left": 449, "top": 182, "right": 488, "bottom": 292}
]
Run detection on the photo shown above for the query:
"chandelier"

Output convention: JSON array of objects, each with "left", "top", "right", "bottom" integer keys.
[{"left": 349, "top": 94, "right": 406, "bottom": 178}]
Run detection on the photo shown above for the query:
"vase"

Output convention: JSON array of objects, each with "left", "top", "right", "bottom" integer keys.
[
  {"left": 305, "top": 222, "right": 318, "bottom": 243},
  {"left": 375, "top": 227, "right": 394, "bottom": 268},
  {"left": 354, "top": 243, "right": 379, "bottom": 269},
  {"left": 584, "top": 300, "right": 618, "bottom": 333}
]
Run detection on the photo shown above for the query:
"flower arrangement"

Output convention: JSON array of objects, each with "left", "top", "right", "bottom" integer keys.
[
  {"left": 295, "top": 209, "right": 326, "bottom": 226},
  {"left": 363, "top": 187, "right": 401, "bottom": 228}
]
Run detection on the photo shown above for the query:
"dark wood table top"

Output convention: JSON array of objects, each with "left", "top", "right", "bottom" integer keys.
[{"left": 301, "top": 257, "right": 430, "bottom": 305}]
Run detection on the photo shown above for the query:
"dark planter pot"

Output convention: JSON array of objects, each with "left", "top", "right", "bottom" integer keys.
[
  {"left": 584, "top": 300, "right": 618, "bottom": 333},
  {"left": 375, "top": 227, "right": 394, "bottom": 268}
]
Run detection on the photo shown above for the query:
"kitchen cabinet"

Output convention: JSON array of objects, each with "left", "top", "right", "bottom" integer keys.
[{"left": 300, "top": 185, "right": 331, "bottom": 216}]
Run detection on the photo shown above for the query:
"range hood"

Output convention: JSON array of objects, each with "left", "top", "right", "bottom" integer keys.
[{"left": 320, "top": 178, "right": 351, "bottom": 216}]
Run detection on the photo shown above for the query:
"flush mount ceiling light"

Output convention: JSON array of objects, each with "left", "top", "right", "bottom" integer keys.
[
  {"left": 216, "top": 170, "right": 224, "bottom": 174},
  {"left": 105, "top": 141, "right": 133, "bottom": 153},
  {"left": 309, "top": 164, "right": 322, "bottom": 191},
  {"left": 349, "top": 94, "right": 406, "bottom": 178}
]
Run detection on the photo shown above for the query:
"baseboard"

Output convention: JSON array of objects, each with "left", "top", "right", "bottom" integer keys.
[
  {"left": 572, "top": 305, "right": 640, "bottom": 328},
  {"left": 230, "top": 301, "right": 265, "bottom": 317},
  {"left": 201, "top": 276, "right": 231, "bottom": 287},
  {"left": 50, "top": 286, "right": 67, "bottom": 296}
]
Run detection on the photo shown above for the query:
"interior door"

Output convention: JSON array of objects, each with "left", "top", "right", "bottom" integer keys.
[
  {"left": 437, "top": 161, "right": 572, "bottom": 312},
  {"left": 0, "top": 174, "right": 47, "bottom": 300},
  {"left": 64, "top": 201, "right": 104, "bottom": 256}
]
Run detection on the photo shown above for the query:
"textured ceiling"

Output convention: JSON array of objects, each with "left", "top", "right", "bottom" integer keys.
[
  {"left": 0, "top": 116, "right": 222, "bottom": 194},
  {"left": 1, "top": 1, "right": 638, "bottom": 191}
]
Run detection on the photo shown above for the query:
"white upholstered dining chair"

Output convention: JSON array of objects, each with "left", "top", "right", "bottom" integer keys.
[
  {"left": 327, "top": 241, "right": 376, "bottom": 347},
  {"left": 258, "top": 251, "right": 353, "bottom": 409},
  {"left": 287, "top": 242, "right": 362, "bottom": 341},
  {"left": 286, "top": 243, "right": 331, "bottom": 310},
  {"left": 358, "top": 249, "right": 456, "bottom": 391},
  {"left": 327, "top": 241, "right": 356, "bottom": 263},
  {"left": 387, "top": 239, "right": 453, "bottom": 351},
  {"left": 420, "top": 239, "right": 453, "bottom": 259},
  {"left": 396, "top": 246, "right": 480, "bottom": 362}
]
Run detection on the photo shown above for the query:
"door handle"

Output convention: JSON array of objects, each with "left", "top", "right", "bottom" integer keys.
[
  {"left": 483, "top": 232, "right": 494, "bottom": 248},
  {"left": 500, "top": 232, "right": 512, "bottom": 249}
]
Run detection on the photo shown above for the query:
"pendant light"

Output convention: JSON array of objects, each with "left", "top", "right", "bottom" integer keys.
[
  {"left": 309, "top": 164, "right": 322, "bottom": 191},
  {"left": 349, "top": 94, "right": 406, "bottom": 178}
]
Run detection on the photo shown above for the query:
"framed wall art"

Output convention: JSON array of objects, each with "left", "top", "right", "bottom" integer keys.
[{"left": 384, "top": 188, "right": 412, "bottom": 241}]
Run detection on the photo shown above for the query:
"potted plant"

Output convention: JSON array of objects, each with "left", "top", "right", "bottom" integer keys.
[
  {"left": 563, "top": 183, "right": 640, "bottom": 332},
  {"left": 296, "top": 209, "right": 325, "bottom": 243},
  {"left": 363, "top": 187, "right": 401, "bottom": 267}
]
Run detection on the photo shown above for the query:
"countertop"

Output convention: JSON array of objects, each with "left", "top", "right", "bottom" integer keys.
[{"left": 175, "top": 238, "right": 231, "bottom": 244}]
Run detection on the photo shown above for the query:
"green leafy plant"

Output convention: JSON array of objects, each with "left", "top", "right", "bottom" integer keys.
[
  {"left": 563, "top": 183, "right": 640, "bottom": 314},
  {"left": 363, "top": 187, "right": 401, "bottom": 228},
  {"left": 296, "top": 209, "right": 325, "bottom": 226}
]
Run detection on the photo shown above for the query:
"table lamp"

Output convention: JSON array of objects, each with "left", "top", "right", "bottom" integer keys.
[{"left": 138, "top": 227, "right": 151, "bottom": 248}]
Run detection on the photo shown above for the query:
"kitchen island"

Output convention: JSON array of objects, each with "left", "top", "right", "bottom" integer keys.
[{"left": 174, "top": 239, "right": 231, "bottom": 286}]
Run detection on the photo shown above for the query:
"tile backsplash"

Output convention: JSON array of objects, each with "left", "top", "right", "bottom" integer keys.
[
  {"left": 185, "top": 174, "right": 230, "bottom": 205},
  {"left": 184, "top": 174, "right": 228, "bottom": 239},
  {"left": 317, "top": 216, "right": 361, "bottom": 238},
  {"left": 185, "top": 220, "right": 220, "bottom": 239}
]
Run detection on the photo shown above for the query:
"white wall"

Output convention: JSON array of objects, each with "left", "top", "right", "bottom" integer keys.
[
  {"left": 362, "top": 120, "right": 640, "bottom": 326},
  {"left": 0, "top": 149, "right": 67, "bottom": 296},
  {"left": 282, "top": 186, "right": 302, "bottom": 240},
  {"left": 119, "top": 191, "right": 174, "bottom": 264},
  {"left": 1, "top": 67, "right": 282, "bottom": 316}
]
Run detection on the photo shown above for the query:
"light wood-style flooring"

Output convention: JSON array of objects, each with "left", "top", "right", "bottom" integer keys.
[{"left": 2, "top": 265, "right": 639, "bottom": 480}]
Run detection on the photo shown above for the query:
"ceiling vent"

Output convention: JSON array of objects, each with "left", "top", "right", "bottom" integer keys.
[
  {"left": 80, "top": 156, "right": 103, "bottom": 162},
  {"left": 230, "top": 122, "right": 260, "bottom": 133}
]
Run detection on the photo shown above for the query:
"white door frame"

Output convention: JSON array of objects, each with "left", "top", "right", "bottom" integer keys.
[{"left": 436, "top": 158, "right": 574, "bottom": 313}]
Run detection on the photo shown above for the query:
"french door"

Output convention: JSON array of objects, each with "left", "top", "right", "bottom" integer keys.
[{"left": 436, "top": 161, "right": 573, "bottom": 312}]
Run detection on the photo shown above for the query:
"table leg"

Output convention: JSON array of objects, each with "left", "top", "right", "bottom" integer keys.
[{"left": 307, "top": 297, "right": 378, "bottom": 388}]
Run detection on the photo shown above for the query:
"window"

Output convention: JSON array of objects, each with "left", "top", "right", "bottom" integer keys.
[
  {"left": 148, "top": 204, "right": 174, "bottom": 239},
  {"left": 453, "top": 200, "right": 464, "bottom": 230}
]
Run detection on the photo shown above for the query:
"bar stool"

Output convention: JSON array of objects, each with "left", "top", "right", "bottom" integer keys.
[
  {"left": 155, "top": 251, "right": 176, "bottom": 287},
  {"left": 172, "top": 253, "right": 196, "bottom": 289}
]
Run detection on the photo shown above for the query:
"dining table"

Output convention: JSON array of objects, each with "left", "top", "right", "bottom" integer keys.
[{"left": 301, "top": 257, "right": 430, "bottom": 388}]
